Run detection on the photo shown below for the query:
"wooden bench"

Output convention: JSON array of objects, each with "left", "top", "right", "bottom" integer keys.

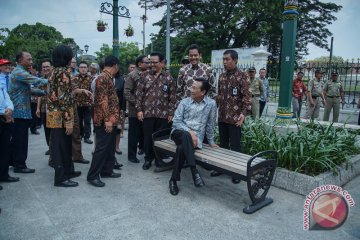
[{"left": 152, "top": 128, "right": 278, "bottom": 214}]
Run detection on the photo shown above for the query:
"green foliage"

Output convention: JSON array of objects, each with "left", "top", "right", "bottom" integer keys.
[
  {"left": 218, "top": 118, "right": 359, "bottom": 176},
  {"left": 0, "top": 23, "right": 69, "bottom": 67},
  {"left": 139, "top": 0, "right": 342, "bottom": 62},
  {"left": 312, "top": 55, "right": 345, "bottom": 63}
]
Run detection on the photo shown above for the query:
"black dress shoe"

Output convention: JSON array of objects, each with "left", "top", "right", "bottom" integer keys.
[
  {"left": 0, "top": 176, "right": 20, "bottom": 182},
  {"left": 69, "top": 171, "right": 81, "bottom": 179},
  {"left": 113, "top": 161, "right": 123, "bottom": 170},
  {"left": 54, "top": 180, "right": 79, "bottom": 187},
  {"left": 0, "top": 185, "right": 2, "bottom": 190},
  {"left": 88, "top": 178, "right": 105, "bottom": 187},
  {"left": 31, "top": 130, "right": 40, "bottom": 135},
  {"left": 138, "top": 149, "right": 144, "bottom": 155},
  {"left": 14, "top": 167, "right": 35, "bottom": 173},
  {"left": 128, "top": 158, "right": 140, "bottom": 163},
  {"left": 100, "top": 172, "right": 121, "bottom": 178},
  {"left": 193, "top": 173, "right": 205, "bottom": 187},
  {"left": 210, "top": 170, "right": 222, "bottom": 177},
  {"left": 73, "top": 159, "right": 90, "bottom": 164},
  {"left": 45, "top": 149, "right": 50, "bottom": 155},
  {"left": 84, "top": 138, "right": 93, "bottom": 144},
  {"left": 232, "top": 178, "right": 241, "bottom": 184},
  {"left": 142, "top": 161, "right": 152, "bottom": 170},
  {"left": 169, "top": 180, "right": 179, "bottom": 195},
  {"left": 115, "top": 150, "right": 122, "bottom": 155}
]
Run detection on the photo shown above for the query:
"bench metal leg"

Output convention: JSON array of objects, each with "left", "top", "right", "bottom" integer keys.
[{"left": 243, "top": 197, "right": 273, "bottom": 214}]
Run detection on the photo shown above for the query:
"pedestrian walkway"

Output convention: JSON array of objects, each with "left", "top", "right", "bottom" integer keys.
[{"left": 0, "top": 128, "right": 359, "bottom": 240}]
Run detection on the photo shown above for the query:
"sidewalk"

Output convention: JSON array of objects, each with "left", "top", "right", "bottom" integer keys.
[{"left": 0, "top": 128, "right": 359, "bottom": 240}]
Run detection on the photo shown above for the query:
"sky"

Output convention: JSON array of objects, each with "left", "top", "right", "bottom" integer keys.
[{"left": 0, "top": 0, "right": 359, "bottom": 61}]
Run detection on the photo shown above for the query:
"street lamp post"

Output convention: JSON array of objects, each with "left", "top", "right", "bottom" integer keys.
[
  {"left": 99, "top": 1, "right": 130, "bottom": 59},
  {"left": 165, "top": 0, "right": 170, "bottom": 69}
]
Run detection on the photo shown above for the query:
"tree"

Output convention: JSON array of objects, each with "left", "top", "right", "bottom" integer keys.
[
  {"left": 0, "top": 23, "right": 69, "bottom": 67},
  {"left": 312, "top": 55, "right": 344, "bottom": 63},
  {"left": 139, "top": 0, "right": 342, "bottom": 62},
  {"left": 95, "top": 42, "right": 141, "bottom": 74}
]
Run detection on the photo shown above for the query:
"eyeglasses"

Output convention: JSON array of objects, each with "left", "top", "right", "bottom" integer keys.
[
  {"left": 150, "top": 62, "right": 159, "bottom": 64},
  {"left": 79, "top": 66, "right": 88, "bottom": 68}
]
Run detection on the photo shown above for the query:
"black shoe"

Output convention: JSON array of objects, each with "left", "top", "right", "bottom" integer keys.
[
  {"left": 73, "top": 159, "right": 90, "bottom": 164},
  {"left": 128, "top": 158, "right": 140, "bottom": 163},
  {"left": 138, "top": 149, "right": 144, "bottom": 155},
  {"left": 54, "top": 180, "right": 79, "bottom": 187},
  {"left": 210, "top": 170, "right": 222, "bottom": 177},
  {"left": 142, "top": 161, "right": 152, "bottom": 170},
  {"left": 45, "top": 150, "right": 50, "bottom": 155},
  {"left": 31, "top": 130, "right": 40, "bottom": 135},
  {"left": 88, "top": 178, "right": 105, "bottom": 187},
  {"left": 48, "top": 162, "right": 54, "bottom": 168},
  {"left": 14, "top": 167, "right": 35, "bottom": 173},
  {"left": 100, "top": 172, "right": 121, "bottom": 178},
  {"left": 115, "top": 150, "right": 122, "bottom": 155},
  {"left": 193, "top": 173, "right": 205, "bottom": 187},
  {"left": 232, "top": 178, "right": 241, "bottom": 184},
  {"left": 0, "top": 176, "right": 20, "bottom": 182},
  {"left": 114, "top": 161, "right": 123, "bottom": 170},
  {"left": 69, "top": 171, "right": 81, "bottom": 179},
  {"left": 169, "top": 180, "right": 179, "bottom": 195},
  {"left": 0, "top": 185, "right": 2, "bottom": 190},
  {"left": 84, "top": 138, "right": 93, "bottom": 144}
]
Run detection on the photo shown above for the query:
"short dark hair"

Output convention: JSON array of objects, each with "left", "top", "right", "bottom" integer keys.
[
  {"left": 78, "top": 61, "right": 88, "bottom": 67},
  {"left": 99, "top": 59, "right": 105, "bottom": 71},
  {"left": 297, "top": 71, "right": 304, "bottom": 75},
  {"left": 223, "top": 50, "right": 238, "bottom": 61},
  {"left": 15, "top": 52, "right": 25, "bottom": 62},
  {"left": 41, "top": 59, "right": 52, "bottom": 66},
  {"left": 52, "top": 45, "right": 73, "bottom": 68},
  {"left": 135, "top": 55, "right": 147, "bottom": 67},
  {"left": 187, "top": 44, "right": 201, "bottom": 54},
  {"left": 150, "top": 52, "right": 165, "bottom": 62},
  {"left": 104, "top": 55, "right": 120, "bottom": 67},
  {"left": 195, "top": 77, "right": 210, "bottom": 95},
  {"left": 259, "top": 68, "right": 266, "bottom": 72}
]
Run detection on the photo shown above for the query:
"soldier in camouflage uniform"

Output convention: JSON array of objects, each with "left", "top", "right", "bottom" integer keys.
[
  {"left": 323, "top": 71, "right": 344, "bottom": 122},
  {"left": 304, "top": 69, "right": 326, "bottom": 120}
]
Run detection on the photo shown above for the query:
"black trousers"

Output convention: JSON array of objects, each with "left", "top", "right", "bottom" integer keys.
[
  {"left": 170, "top": 130, "right": 196, "bottom": 181},
  {"left": 0, "top": 121, "right": 12, "bottom": 179},
  {"left": 128, "top": 117, "right": 143, "bottom": 159},
  {"left": 87, "top": 126, "right": 116, "bottom": 180},
  {"left": 218, "top": 122, "right": 241, "bottom": 152},
  {"left": 30, "top": 102, "right": 39, "bottom": 132},
  {"left": 259, "top": 100, "right": 266, "bottom": 117},
  {"left": 41, "top": 112, "right": 51, "bottom": 146},
  {"left": 77, "top": 106, "right": 92, "bottom": 139},
  {"left": 142, "top": 117, "right": 169, "bottom": 166},
  {"left": 10, "top": 118, "right": 31, "bottom": 168},
  {"left": 51, "top": 128, "right": 74, "bottom": 184}
]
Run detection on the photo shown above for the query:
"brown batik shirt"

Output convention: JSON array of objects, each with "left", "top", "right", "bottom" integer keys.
[
  {"left": 93, "top": 70, "right": 120, "bottom": 126},
  {"left": 135, "top": 70, "right": 176, "bottom": 119},
  {"left": 73, "top": 74, "right": 92, "bottom": 107},
  {"left": 217, "top": 68, "right": 251, "bottom": 125},
  {"left": 46, "top": 67, "right": 74, "bottom": 128},
  {"left": 177, "top": 63, "right": 216, "bottom": 100},
  {"left": 124, "top": 67, "right": 143, "bottom": 118}
]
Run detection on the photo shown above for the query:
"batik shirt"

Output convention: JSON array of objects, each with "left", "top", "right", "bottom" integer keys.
[
  {"left": 217, "top": 68, "right": 251, "bottom": 125},
  {"left": 46, "top": 67, "right": 74, "bottom": 129},
  {"left": 177, "top": 63, "right": 216, "bottom": 100},
  {"left": 74, "top": 74, "right": 93, "bottom": 107},
  {"left": 124, "top": 67, "right": 143, "bottom": 118},
  {"left": 172, "top": 96, "right": 216, "bottom": 149},
  {"left": 93, "top": 70, "right": 120, "bottom": 126},
  {"left": 292, "top": 79, "right": 307, "bottom": 99},
  {"left": 8, "top": 65, "right": 48, "bottom": 119},
  {"left": 135, "top": 70, "right": 176, "bottom": 119}
]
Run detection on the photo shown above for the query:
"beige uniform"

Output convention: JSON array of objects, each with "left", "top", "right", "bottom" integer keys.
[
  {"left": 249, "top": 77, "right": 264, "bottom": 119},
  {"left": 304, "top": 78, "right": 324, "bottom": 119},
  {"left": 323, "top": 80, "right": 343, "bottom": 122}
]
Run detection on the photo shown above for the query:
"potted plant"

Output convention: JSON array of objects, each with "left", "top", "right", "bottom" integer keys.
[
  {"left": 97, "top": 20, "right": 108, "bottom": 32},
  {"left": 124, "top": 25, "right": 134, "bottom": 37}
]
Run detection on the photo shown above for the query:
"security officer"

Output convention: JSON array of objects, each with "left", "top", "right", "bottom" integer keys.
[
  {"left": 304, "top": 69, "right": 326, "bottom": 120},
  {"left": 248, "top": 67, "right": 263, "bottom": 119},
  {"left": 323, "top": 71, "right": 344, "bottom": 122}
]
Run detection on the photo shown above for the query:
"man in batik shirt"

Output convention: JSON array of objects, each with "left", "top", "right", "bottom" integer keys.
[
  {"left": 136, "top": 52, "right": 176, "bottom": 171},
  {"left": 177, "top": 44, "right": 215, "bottom": 100}
]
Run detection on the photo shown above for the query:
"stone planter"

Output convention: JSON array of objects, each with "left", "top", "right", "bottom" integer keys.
[{"left": 272, "top": 154, "right": 360, "bottom": 195}]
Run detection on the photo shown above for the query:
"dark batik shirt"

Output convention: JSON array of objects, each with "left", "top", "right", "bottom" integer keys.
[
  {"left": 177, "top": 63, "right": 216, "bottom": 100},
  {"left": 135, "top": 70, "right": 176, "bottom": 119},
  {"left": 217, "top": 68, "right": 251, "bottom": 125},
  {"left": 46, "top": 67, "right": 74, "bottom": 128},
  {"left": 74, "top": 74, "right": 92, "bottom": 107},
  {"left": 124, "top": 67, "right": 143, "bottom": 118},
  {"left": 93, "top": 70, "right": 120, "bottom": 126}
]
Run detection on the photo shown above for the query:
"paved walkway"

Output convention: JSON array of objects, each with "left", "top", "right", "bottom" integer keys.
[{"left": 0, "top": 127, "right": 359, "bottom": 240}]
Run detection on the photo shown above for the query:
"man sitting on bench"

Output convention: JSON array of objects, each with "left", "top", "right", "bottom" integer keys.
[{"left": 169, "top": 77, "right": 218, "bottom": 195}]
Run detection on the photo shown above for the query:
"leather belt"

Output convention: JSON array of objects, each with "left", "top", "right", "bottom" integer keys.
[{"left": 327, "top": 96, "right": 339, "bottom": 98}]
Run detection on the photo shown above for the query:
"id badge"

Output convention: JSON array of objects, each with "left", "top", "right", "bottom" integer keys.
[
  {"left": 300, "top": 88, "right": 302, "bottom": 94},
  {"left": 231, "top": 87, "right": 238, "bottom": 96},
  {"left": 162, "top": 84, "right": 169, "bottom": 92}
]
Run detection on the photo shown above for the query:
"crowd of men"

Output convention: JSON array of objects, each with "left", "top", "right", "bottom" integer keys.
[{"left": 0, "top": 43, "right": 347, "bottom": 195}]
